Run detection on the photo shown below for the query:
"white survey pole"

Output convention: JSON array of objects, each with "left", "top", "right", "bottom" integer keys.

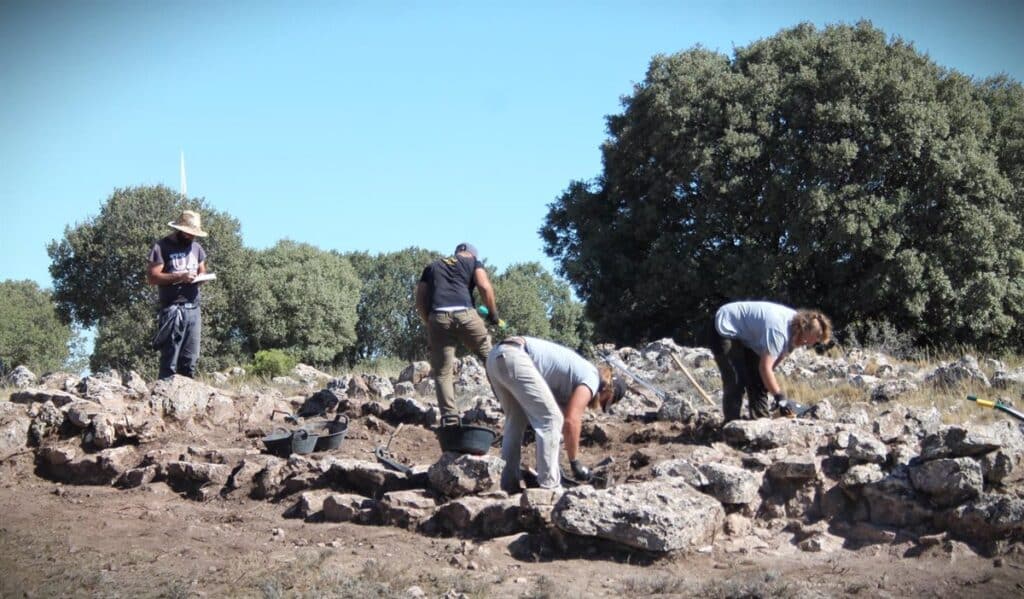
[{"left": 179, "top": 151, "right": 188, "bottom": 199}]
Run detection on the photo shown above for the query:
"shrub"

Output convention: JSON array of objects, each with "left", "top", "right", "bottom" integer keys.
[{"left": 251, "top": 349, "right": 296, "bottom": 378}]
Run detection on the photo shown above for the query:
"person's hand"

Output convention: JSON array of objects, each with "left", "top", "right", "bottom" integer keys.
[
  {"left": 486, "top": 309, "right": 500, "bottom": 326},
  {"left": 570, "top": 459, "right": 591, "bottom": 481},
  {"left": 773, "top": 392, "right": 787, "bottom": 407},
  {"left": 178, "top": 271, "right": 195, "bottom": 284}
]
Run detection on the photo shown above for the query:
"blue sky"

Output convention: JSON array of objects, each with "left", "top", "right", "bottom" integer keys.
[{"left": 2, "top": 0, "right": 1022, "bottom": 289}]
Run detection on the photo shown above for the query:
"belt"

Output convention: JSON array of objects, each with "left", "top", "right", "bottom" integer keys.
[
  {"left": 499, "top": 336, "right": 526, "bottom": 349},
  {"left": 164, "top": 302, "right": 199, "bottom": 310}
]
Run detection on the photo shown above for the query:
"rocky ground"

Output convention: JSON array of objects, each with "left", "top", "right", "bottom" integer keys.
[{"left": 1, "top": 341, "right": 1024, "bottom": 598}]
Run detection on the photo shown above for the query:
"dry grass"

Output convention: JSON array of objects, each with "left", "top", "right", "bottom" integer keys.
[
  {"left": 248, "top": 555, "right": 495, "bottom": 599},
  {"left": 617, "top": 569, "right": 807, "bottom": 598},
  {"left": 781, "top": 347, "right": 1024, "bottom": 426}
]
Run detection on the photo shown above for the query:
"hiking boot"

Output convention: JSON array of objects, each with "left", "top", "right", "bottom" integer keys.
[{"left": 441, "top": 415, "right": 461, "bottom": 427}]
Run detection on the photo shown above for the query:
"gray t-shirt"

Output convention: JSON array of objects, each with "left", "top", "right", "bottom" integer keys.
[
  {"left": 715, "top": 301, "right": 796, "bottom": 358},
  {"left": 522, "top": 336, "right": 599, "bottom": 406}
]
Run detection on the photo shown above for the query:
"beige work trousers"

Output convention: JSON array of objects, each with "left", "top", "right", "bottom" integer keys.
[{"left": 486, "top": 342, "right": 563, "bottom": 492}]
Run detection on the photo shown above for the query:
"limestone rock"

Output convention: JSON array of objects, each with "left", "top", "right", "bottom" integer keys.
[
  {"left": 6, "top": 365, "right": 36, "bottom": 388},
  {"left": 920, "top": 426, "right": 1001, "bottom": 460},
  {"left": 428, "top": 453, "right": 503, "bottom": 498},
  {"left": 927, "top": 356, "right": 991, "bottom": 388},
  {"left": 463, "top": 395, "right": 504, "bottom": 426},
  {"left": 840, "top": 464, "right": 886, "bottom": 489},
  {"left": 252, "top": 455, "right": 325, "bottom": 499},
  {"left": 847, "top": 431, "right": 888, "bottom": 464},
  {"left": 428, "top": 495, "right": 522, "bottom": 538},
  {"left": 363, "top": 374, "right": 394, "bottom": 399},
  {"left": 38, "top": 445, "right": 138, "bottom": 485},
  {"left": 552, "top": 477, "right": 725, "bottom": 553},
  {"left": 767, "top": 456, "right": 820, "bottom": 482},
  {"left": 870, "top": 379, "right": 919, "bottom": 403},
  {"left": 378, "top": 489, "right": 438, "bottom": 529},
  {"left": 292, "top": 363, "right": 332, "bottom": 384},
  {"left": 326, "top": 458, "right": 417, "bottom": 497},
  {"left": 29, "top": 401, "right": 64, "bottom": 444},
  {"left": 398, "top": 361, "right": 432, "bottom": 385},
  {"left": 651, "top": 459, "right": 708, "bottom": 487},
  {"left": 798, "top": 531, "right": 845, "bottom": 553},
  {"left": 518, "top": 487, "right": 563, "bottom": 531},
  {"left": 323, "top": 492, "right": 376, "bottom": 523},
  {"left": 698, "top": 463, "right": 762, "bottom": 506},
  {"left": 861, "top": 469, "right": 934, "bottom": 528},
  {"left": 944, "top": 494, "right": 1024, "bottom": 542},
  {"left": 150, "top": 376, "right": 218, "bottom": 421},
  {"left": 386, "top": 397, "right": 438, "bottom": 426},
  {"left": 0, "top": 402, "right": 30, "bottom": 457},
  {"left": 287, "top": 490, "right": 335, "bottom": 519},
  {"left": 908, "top": 458, "right": 983, "bottom": 507},
  {"left": 10, "top": 389, "right": 77, "bottom": 407}
]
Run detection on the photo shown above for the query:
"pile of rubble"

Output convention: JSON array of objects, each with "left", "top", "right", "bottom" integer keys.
[{"left": 1, "top": 340, "right": 1022, "bottom": 559}]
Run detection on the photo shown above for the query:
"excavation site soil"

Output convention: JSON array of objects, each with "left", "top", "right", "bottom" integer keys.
[{"left": 2, "top": 342, "right": 1023, "bottom": 597}]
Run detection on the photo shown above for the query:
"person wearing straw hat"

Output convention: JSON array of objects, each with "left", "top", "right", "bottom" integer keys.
[
  {"left": 146, "top": 210, "right": 210, "bottom": 379},
  {"left": 415, "top": 242, "right": 500, "bottom": 426}
]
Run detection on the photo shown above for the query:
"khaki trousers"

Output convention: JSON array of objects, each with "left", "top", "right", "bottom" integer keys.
[
  {"left": 486, "top": 343, "right": 563, "bottom": 492},
  {"left": 428, "top": 309, "right": 492, "bottom": 417}
]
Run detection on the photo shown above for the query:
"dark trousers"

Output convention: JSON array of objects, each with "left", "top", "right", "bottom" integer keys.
[
  {"left": 704, "top": 320, "right": 770, "bottom": 421},
  {"left": 156, "top": 304, "right": 202, "bottom": 379}
]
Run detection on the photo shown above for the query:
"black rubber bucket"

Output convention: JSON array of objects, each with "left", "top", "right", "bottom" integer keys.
[
  {"left": 436, "top": 423, "right": 497, "bottom": 455},
  {"left": 314, "top": 414, "right": 349, "bottom": 451},
  {"left": 262, "top": 428, "right": 320, "bottom": 457},
  {"left": 290, "top": 428, "right": 319, "bottom": 455},
  {"left": 262, "top": 428, "right": 295, "bottom": 458}
]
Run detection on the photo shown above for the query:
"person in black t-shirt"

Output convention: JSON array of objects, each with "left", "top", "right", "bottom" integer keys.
[
  {"left": 415, "top": 243, "right": 500, "bottom": 424},
  {"left": 147, "top": 210, "right": 210, "bottom": 379}
]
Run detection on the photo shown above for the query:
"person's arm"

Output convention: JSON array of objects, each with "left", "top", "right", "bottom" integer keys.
[
  {"left": 414, "top": 281, "right": 430, "bottom": 324},
  {"left": 759, "top": 353, "right": 783, "bottom": 395},
  {"left": 473, "top": 267, "right": 498, "bottom": 319},
  {"left": 147, "top": 262, "right": 194, "bottom": 286},
  {"left": 561, "top": 384, "right": 593, "bottom": 462}
]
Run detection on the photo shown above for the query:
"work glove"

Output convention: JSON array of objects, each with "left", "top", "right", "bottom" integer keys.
[
  {"left": 774, "top": 393, "right": 797, "bottom": 417},
  {"left": 570, "top": 459, "right": 592, "bottom": 482},
  {"left": 486, "top": 309, "right": 500, "bottom": 327}
]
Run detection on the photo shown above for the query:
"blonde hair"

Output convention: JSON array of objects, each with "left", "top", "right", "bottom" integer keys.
[
  {"left": 592, "top": 364, "right": 614, "bottom": 410},
  {"left": 790, "top": 310, "right": 832, "bottom": 345}
]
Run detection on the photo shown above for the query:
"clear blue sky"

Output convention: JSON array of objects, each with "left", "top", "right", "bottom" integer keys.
[{"left": 2, "top": 0, "right": 1022, "bottom": 289}]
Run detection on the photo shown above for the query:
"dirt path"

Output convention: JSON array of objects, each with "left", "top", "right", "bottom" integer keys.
[{"left": 2, "top": 451, "right": 1023, "bottom": 599}]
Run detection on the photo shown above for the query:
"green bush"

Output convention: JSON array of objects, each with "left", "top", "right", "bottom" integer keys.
[{"left": 250, "top": 349, "right": 296, "bottom": 378}]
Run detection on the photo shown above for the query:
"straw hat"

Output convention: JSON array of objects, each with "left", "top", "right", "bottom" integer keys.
[{"left": 168, "top": 210, "right": 208, "bottom": 237}]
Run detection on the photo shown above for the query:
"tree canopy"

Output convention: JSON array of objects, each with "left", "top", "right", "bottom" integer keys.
[
  {"left": 47, "top": 185, "right": 249, "bottom": 374},
  {"left": 492, "top": 262, "right": 590, "bottom": 351},
  {"left": 238, "top": 240, "right": 361, "bottom": 366},
  {"left": 0, "top": 280, "right": 77, "bottom": 375},
  {"left": 345, "top": 247, "right": 441, "bottom": 363},
  {"left": 542, "top": 22, "right": 1024, "bottom": 351}
]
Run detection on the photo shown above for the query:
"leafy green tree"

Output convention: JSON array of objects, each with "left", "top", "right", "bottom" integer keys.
[
  {"left": 542, "top": 22, "right": 1024, "bottom": 351},
  {"left": 492, "top": 263, "right": 591, "bottom": 351},
  {"left": 0, "top": 280, "right": 77, "bottom": 375},
  {"left": 47, "top": 185, "right": 249, "bottom": 373},
  {"left": 345, "top": 247, "right": 441, "bottom": 363},
  {"left": 238, "top": 240, "right": 360, "bottom": 366}
]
